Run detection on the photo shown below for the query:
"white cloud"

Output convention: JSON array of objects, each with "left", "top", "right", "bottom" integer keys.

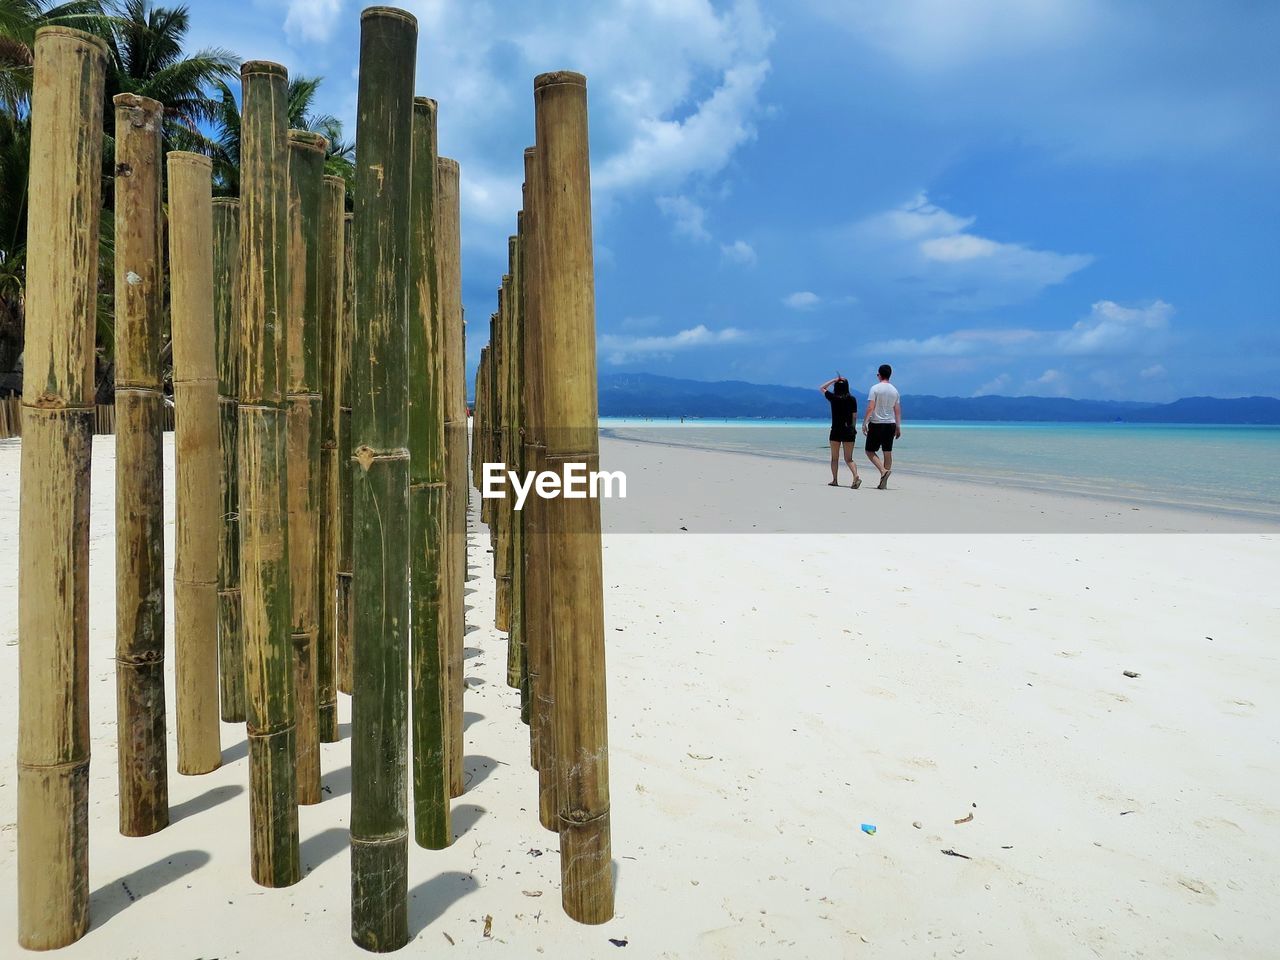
[
  {"left": 1025, "top": 368, "right": 1070, "bottom": 396},
  {"left": 783, "top": 291, "right": 821, "bottom": 310},
  {"left": 720, "top": 239, "right": 757, "bottom": 265},
  {"left": 599, "top": 324, "right": 747, "bottom": 364},
  {"left": 973, "top": 373, "right": 1012, "bottom": 396},
  {"left": 845, "top": 193, "right": 1093, "bottom": 311},
  {"left": 657, "top": 195, "right": 711, "bottom": 242},
  {"left": 865, "top": 299, "right": 1174, "bottom": 359},
  {"left": 283, "top": 0, "right": 344, "bottom": 43},
  {"left": 1140, "top": 363, "right": 1167, "bottom": 379}
]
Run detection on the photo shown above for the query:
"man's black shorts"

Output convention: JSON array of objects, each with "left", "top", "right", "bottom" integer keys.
[{"left": 866, "top": 422, "right": 896, "bottom": 453}]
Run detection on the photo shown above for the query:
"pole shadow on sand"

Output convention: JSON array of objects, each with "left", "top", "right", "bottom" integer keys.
[{"left": 88, "top": 850, "right": 212, "bottom": 930}]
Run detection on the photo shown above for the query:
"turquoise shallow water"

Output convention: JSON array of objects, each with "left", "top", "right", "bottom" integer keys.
[{"left": 600, "top": 419, "right": 1280, "bottom": 519}]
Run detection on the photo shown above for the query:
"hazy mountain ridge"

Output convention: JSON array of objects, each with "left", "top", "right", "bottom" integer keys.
[{"left": 598, "top": 373, "right": 1280, "bottom": 423}]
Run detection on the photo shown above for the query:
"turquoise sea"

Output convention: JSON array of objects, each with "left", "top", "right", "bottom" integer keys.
[{"left": 599, "top": 419, "right": 1280, "bottom": 520}]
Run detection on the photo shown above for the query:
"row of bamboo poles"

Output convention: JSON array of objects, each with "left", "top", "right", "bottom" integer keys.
[
  {"left": 0, "top": 396, "right": 174, "bottom": 439},
  {"left": 14, "top": 9, "right": 471, "bottom": 951},
  {"left": 469, "top": 72, "right": 616, "bottom": 926}
]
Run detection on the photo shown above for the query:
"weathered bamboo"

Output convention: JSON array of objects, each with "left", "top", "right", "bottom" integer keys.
[
  {"left": 437, "top": 155, "right": 466, "bottom": 799},
  {"left": 337, "top": 211, "right": 355, "bottom": 696},
  {"left": 318, "top": 174, "right": 346, "bottom": 743},
  {"left": 17, "top": 26, "right": 107, "bottom": 950},
  {"left": 408, "top": 97, "right": 450, "bottom": 849},
  {"left": 493, "top": 283, "right": 512, "bottom": 632},
  {"left": 239, "top": 60, "right": 300, "bottom": 888},
  {"left": 471, "top": 346, "right": 485, "bottom": 491},
  {"left": 287, "top": 129, "right": 327, "bottom": 804},
  {"left": 214, "top": 198, "right": 246, "bottom": 724},
  {"left": 506, "top": 232, "right": 526, "bottom": 700},
  {"left": 113, "top": 93, "right": 169, "bottom": 836},
  {"left": 168, "top": 151, "right": 222, "bottom": 777},
  {"left": 523, "top": 146, "right": 559, "bottom": 830},
  {"left": 535, "top": 69, "right": 614, "bottom": 924},
  {"left": 351, "top": 7, "right": 416, "bottom": 950}
]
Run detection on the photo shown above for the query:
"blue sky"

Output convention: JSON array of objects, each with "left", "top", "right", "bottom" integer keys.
[{"left": 186, "top": 0, "right": 1279, "bottom": 400}]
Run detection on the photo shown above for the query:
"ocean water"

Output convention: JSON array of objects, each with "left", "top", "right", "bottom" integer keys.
[{"left": 599, "top": 418, "right": 1280, "bottom": 519}]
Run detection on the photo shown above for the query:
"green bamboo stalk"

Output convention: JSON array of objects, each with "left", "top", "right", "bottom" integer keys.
[
  {"left": 168, "top": 151, "right": 223, "bottom": 777},
  {"left": 17, "top": 26, "right": 107, "bottom": 950},
  {"left": 436, "top": 155, "right": 466, "bottom": 799},
  {"left": 495, "top": 278, "right": 513, "bottom": 637},
  {"left": 535, "top": 69, "right": 615, "bottom": 925},
  {"left": 287, "top": 129, "right": 327, "bottom": 804},
  {"left": 113, "top": 92, "right": 169, "bottom": 836},
  {"left": 239, "top": 59, "right": 300, "bottom": 889},
  {"left": 351, "top": 7, "right": 417, "bottom": 950},
  {"left": 408, "top": 96, "right": 450, "bottom": 849},
  {"left": 214, "top": 197, "right": 246, "bottom": 724},
  {"left": 337, "top": 211, "right": 355, "bottom": 696},
  {"left": 318, "top": 174, "right": 346, "bottom": 743}
]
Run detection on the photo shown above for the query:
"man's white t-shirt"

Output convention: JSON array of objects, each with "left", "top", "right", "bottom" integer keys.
[{"left": 867, "top": 381, "right": 900, "bottom": 423}]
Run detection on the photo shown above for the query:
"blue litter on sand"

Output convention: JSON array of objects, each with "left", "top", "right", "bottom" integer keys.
[{"left": 860, "top": 823, "right": 876, "bottom": 835}]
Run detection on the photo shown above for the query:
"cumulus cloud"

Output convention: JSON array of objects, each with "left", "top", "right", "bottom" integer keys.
[
  {"left": 1140, "top": 363, "right": 1167, "bottom": 379},
  {"left": 844, "top": 193, "right": 1093, "bottom": 311},
  {"left": 598, "top": 324, "right": 747, "bottom": 364},
  {"left": 720, "top": 239, "right": 757, "bottom": 265},
  {"left": 657, "top": 195, "right": 711, "bottom": 242},
  {"left": 283, "top": 0, "right": 344, "bottom": 43},
  {"left": 783, "top": 291, "right": 821, "bottom": 310},
  {"left": 865, "top": 299, "right": 1174, "bottom": 359}
]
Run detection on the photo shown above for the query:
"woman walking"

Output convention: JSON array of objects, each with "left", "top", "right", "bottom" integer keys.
[{"left": 819, "top": 375, "right": 861, "bottom": 488}]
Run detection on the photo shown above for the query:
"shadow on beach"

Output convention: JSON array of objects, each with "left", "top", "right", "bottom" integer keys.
[{"left": 89, "top": 850, "right": 211, "bottom": 930}]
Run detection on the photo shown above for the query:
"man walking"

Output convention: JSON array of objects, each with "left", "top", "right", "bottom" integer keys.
[{"left": 863, "top": 364, "right": 901, "bottom": 489}]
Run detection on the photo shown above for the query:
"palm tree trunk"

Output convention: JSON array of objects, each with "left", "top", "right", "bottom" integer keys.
[
  {"left": 238, "top": 60, "right": 300, "bottom": 889},
  {"left": 168, "top": 150, "right": 222, "bottom": 777},
  {"left": 17, "top": 26, "right": 108, "bottom": 950},
  {"left": 113, "top": 92, "right": 169, "bottom": 836},
  {"left": 534, "top": 69, "right": 615, "bottom": 925},
  {"left": 350, "top": 7, "right": 417, "bottom": 950}
]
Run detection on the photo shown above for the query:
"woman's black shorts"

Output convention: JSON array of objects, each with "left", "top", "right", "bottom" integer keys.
[
  {"left": 830, "top": 426, "right": 857, "bottom": 443},
  {"left": 865, "top": 422, "right": 896, "bottom": 453}
]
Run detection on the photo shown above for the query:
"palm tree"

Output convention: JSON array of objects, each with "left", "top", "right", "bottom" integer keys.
[{"left": 0, "top": 0, "right": 112, "bottom": 114}]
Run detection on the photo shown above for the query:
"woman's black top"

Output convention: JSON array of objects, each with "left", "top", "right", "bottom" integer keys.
[{"left": 825, "top": 391, "right": 857, "bottom": 442}]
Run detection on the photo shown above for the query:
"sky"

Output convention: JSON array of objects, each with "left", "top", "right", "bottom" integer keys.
[{"left": 185, "top": 0, "right": 1280, "bottom": 401}]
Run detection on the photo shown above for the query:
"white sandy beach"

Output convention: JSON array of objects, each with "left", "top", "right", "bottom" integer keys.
[{"left": 1, "top": 433, "right": 1278, "bottom": 958}]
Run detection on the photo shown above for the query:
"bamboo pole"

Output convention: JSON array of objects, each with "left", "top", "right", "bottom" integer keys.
[
  {"left": 351, "top": 7, "right": 416, "bottom": 950},
  {"left": 522, "top": 146, "right": 559, "bottom": 830},
  {"left": 506, "top": 231, "right": 526, "bottom": 701},
  {"left": 113, "top": 93, "right": 169, "bottom": 836},
  {"left": 337, "top": 211, "right": 355, "bottom": 696},
  {"left": 17, "top": 26, "right": 107, "bottom": 950},
  {"left": 214, "top": 197, "right": 246, "bottom": 723},
  {"left": 477, "top": 341, "right": 490, "bottom": 524},
  {"left": 168, "top": 151, "right": 222, "bottom": 777},
  {"left": 287, "top": 129, "right": 327, "bottom": 804},
  {"left": 493, "top": 285, "right": 511, "bottom": 629},
  {"left": 408, "top": 96, "right": 450, "bottom": 849},
  {"left": 239, "top": 60, "right": 300, "bottom": 888},
  {"left": 535, "top": 70, "right": 614, "bottom": 925},
  {"left": 318, "top": 174, "right": 346, "bottom": 743},
  {"left": 436, "top": 155, "right": 466, "bottom": 799}
]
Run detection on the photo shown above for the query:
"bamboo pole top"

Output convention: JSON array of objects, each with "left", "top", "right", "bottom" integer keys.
[
  {"left": 361, "top": 5, "right": 418, "bottom": 27},
  {"left": 112, "top": 92, "right": 163, "bottom": 118},
  {"left": 323, "top": 174, "right": 346, "bottom": 188},
  {"left": 535, "top": 70, "right": 587, "bottom": 90},
  {"left": 168, "top": 151, "right": 212, "bottom": 171},
  {"left": 413, "top": 96, "right": 438, "bottom": 111},
  {"left": 288, "top": 130, "right": 329, "bottom": 153},
  {"left": 524, "top": 146, "right": 537, "bottom": 160},
  {"left": 344, "top": 212, "right": 354, "bottom": 222},
  {"left": 437, "top": 156, "right": 459, "bottom": 175},
  {"left": 241, "top": 60, "right": 287, "bottom": 79},
  {"left": 212, "top": 197, "right": 240, "bottom": 208},
  {"left": 34, "top": 24, "right": 110, "bottom": 57}
]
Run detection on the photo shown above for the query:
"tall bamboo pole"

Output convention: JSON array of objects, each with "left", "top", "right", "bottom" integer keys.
[
  {"left": 239, "top": 60, "right": 300, "bottom": 888},
  {"left": 337, "top": 211, "right": 354, "bottom": 696},
  {"left": 408, "top": 96, "right": 450, "bottom": 849},
  {"left": 437, "top": 155, "right": 466, "bottom": 799},
  {"left": 214, "top": 198, "right": 246, "bottom": 723},
  {"left": 17, "top": 26, "right": 107, "bottom": 950},
  {"left": 351, "top": 7, "right": 416, "bottom": 950},
  {"left": 535, "top": 70, "right": 614, "bottom": 925},
  {"left": 168, "top": 151, "right": 222, "bottom": 776},
  {"left": 507, "top": 231, "right": 526, "bottom": 702},
  {"left": 287, "top": 129, "right": 326, "bottom": 804},
  {"left": 318, "top": 174, "right": 346, "bottom": 742},
  {"left": 493, "top": 283, "right": 511, "bottom": 632},
  {"left": 522, "top": 146, "right": 558, "bottom": 830},
  {"left": 113, "top": 93, "right": 169, "bottom": 836}
]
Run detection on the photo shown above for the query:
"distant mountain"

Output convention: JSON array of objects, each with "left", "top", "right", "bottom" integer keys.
[{"left": 596, "top": 373, "right": 1280, "bottom": 424}]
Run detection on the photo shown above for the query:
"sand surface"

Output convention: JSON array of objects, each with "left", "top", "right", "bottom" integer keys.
[{"left": 1, "top": 434, "right": 1278, "bottom": 958}]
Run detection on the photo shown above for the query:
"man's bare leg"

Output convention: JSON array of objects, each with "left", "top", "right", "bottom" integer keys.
[{"left": 866, "top": 449, "right": 885, "bottom": 478}]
